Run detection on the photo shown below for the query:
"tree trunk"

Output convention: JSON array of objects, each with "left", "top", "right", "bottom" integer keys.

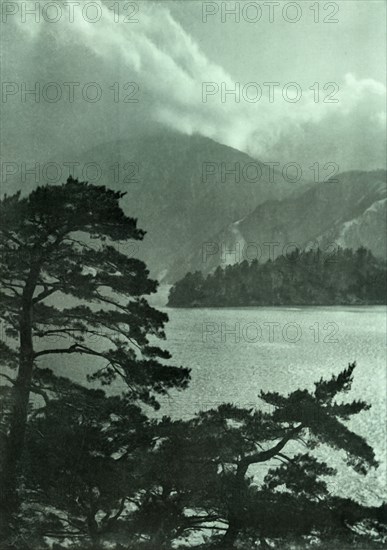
[
  {"left": 0, "top": 288, "right": 36, "bottom": 540},
  {"left": 152, "top": 528, "right": 169, "bottom": 549},
  {"left": 220, "top": 426, "right": 303, "bottom": 549},
  {"left": 222, "top": 519, "right": 240, "bottom": 549},
  {"left": 221, "top": 462, "right": 249, "bottom": 549},
  {"left": 87, "top": 513, "right": 102, "bottom": 549}
]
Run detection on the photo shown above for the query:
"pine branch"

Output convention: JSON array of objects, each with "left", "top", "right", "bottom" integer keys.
[
  {"left": 34, "top": 343, "right": 105, "bottom": 359},
  {"left": 0, "top": 373, "right": 16, "bottom": 385},
  {"left": 32, "top": 284, "right": 60, "bottom": 304},
  {"left": 239, "top": 424, "right": 303, "bottom": 472},
  {"left": 30, "top": 385, "right": 50, "bottom": 405}
]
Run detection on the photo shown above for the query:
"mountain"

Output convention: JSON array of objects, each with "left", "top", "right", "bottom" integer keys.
[
  {"left": 171, "top": 170, "right": 387, "bottom": 280},
  {"left": 37, "top": 131, "right": 307, "bottom": 281},
  {"left": 3, "top": 131, "right": 385, "bottom": 285}
]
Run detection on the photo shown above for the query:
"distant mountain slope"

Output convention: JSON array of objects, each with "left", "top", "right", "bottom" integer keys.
[
  {"left": 330, "top": 198, "right": 387, "bottom": 252},
  {"left": 66, "top": 131, "right": 307, "bottom": 280},
  {"left": 171, "top": 170, "right": 387, "bottom": 280},
  {"left": 3, "top": 132, "right": 385, "bottom": 284}
]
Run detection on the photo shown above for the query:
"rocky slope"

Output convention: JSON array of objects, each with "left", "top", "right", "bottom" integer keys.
[
  {"left": 64, "top": 131, "right": 308, "bottom": 280},
  {"left": 170, "top": 170, "right": 386, "bottom": 280}
]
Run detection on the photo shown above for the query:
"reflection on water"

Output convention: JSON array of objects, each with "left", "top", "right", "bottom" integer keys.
[{"left": 160, "top": 306, "right": 387, "bottom": 505}]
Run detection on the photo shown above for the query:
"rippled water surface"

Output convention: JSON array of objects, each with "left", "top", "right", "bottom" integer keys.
[
  {"left": 160, "top": 306, "right": 386, "bottom": 505},
  {"left": 55, "top": 305, "right": 386, "bottom": 505}
]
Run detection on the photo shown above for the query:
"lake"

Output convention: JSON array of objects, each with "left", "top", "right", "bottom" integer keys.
[
  {"left": 44, "top": 304, "right": 386, "bottom": 506},
  {"left": 158, "top": 306, "right": 387, "bottom": 506}
]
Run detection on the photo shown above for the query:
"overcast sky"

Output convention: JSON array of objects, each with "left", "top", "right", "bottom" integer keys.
[
  {"left": 169, "top": 1, "right": 386, "bottom": 85},
  {"left": 1, "top": 0, "right": 386, "bottom": 174}
]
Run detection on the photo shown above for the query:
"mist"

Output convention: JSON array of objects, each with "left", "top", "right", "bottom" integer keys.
[{"left": 1, "top": 0, "right": 386, "bottom": 171}]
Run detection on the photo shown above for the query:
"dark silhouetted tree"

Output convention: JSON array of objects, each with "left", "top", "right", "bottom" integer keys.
[
  {"left": 128, "top": 363, "right": 384, "bottom": 549},
  {"left": 0, "top": 178, "right": 190, "bottom": 540}
]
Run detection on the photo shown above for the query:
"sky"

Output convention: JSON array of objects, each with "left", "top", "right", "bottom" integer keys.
[
  {"left": 169, "top": 1, "right": 386, "bottom": 84},
  {"left": 1, "top": 0, "right": 386, "bottom": 174}
]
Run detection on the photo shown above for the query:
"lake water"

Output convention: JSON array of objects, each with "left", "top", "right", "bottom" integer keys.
[
  {"left": 44, "top": 305, "right": 386, "bottom": 506},
  {"left": 159, "top": 306, "right": 387, "bottom": 506}
]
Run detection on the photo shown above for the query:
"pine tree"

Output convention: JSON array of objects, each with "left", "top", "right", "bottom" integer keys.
[
  {"left": 153, "top": 363, "right": 378, "bottom": 548},
  {"left": 22, "top": 378, "right": 152, "bottom": 548},
  {"left": 0, "top": 178, "right": 190, "bottom": 538}
]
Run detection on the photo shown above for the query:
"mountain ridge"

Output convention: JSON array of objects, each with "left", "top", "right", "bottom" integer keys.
[
  {"left": 168, "top": 169, "right": 387, "bottom": 281},
  {"left": 2, "top": 132, "right": 385, "bottom": 284}
]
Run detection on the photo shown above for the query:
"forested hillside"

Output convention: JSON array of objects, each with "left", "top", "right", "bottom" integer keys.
[{"left": 168, "top": 247, "right": 387, "bottom": 307}]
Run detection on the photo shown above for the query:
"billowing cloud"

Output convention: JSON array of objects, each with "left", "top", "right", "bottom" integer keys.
[{"left": 1, "top": 0, "right": 385, "bottom": 171}]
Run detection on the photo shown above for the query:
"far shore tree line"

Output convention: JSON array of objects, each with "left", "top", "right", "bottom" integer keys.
[
  {"left": 0, "top": 178, "right": 386, "bottom": 550},
  {"left": 168, "top": 247, "right": 386, "bottom": 307}
]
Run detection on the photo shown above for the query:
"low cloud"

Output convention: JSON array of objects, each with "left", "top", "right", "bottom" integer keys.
[{"left": 1, "top": 0, "right": 385, "bottom": 171}]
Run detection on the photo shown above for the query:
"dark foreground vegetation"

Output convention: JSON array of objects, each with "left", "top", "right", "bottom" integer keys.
[
  {"left": 0, "top": 179, "right": 386, "bottom": 549},
  {"left": 168, "top": 248, "right": 386, "bottom": 307}
]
